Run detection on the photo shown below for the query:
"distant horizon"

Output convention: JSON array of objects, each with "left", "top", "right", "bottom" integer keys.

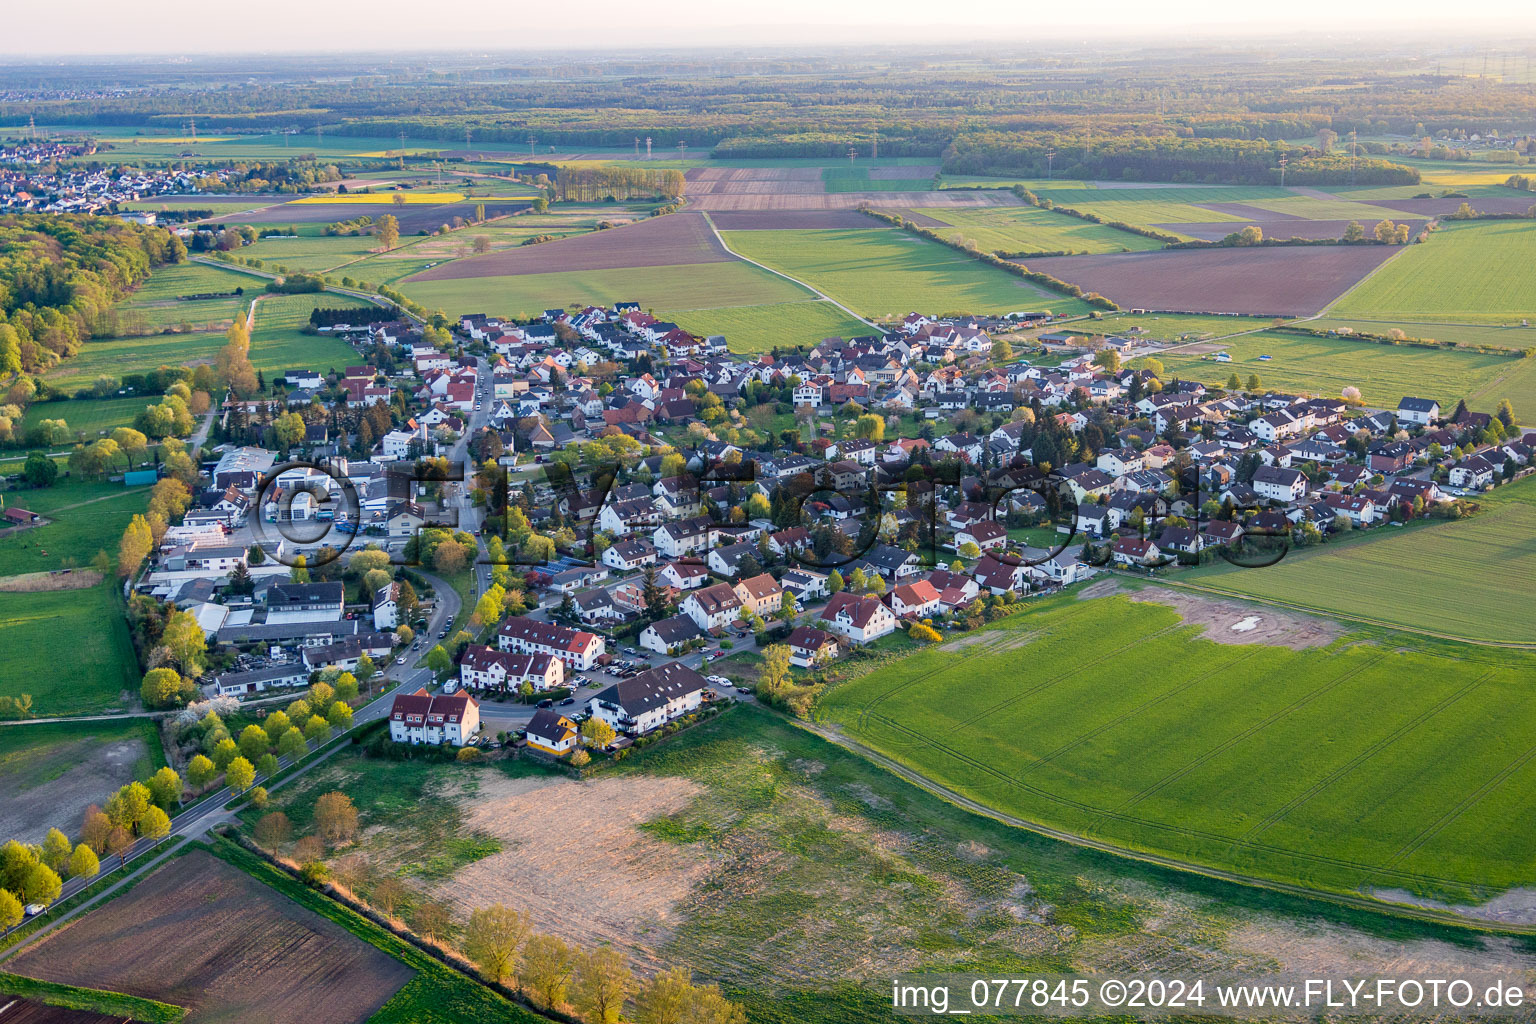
[{"left": 3, "top": 2, "right": 1536, "bottom": 57}]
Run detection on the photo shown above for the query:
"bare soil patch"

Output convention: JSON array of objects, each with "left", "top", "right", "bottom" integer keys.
[
  {"left": 0, "top": 569, "right": 102, "bottom": 593},
  {"left": 7, "top": 849, "right": 413, "bottom": 1024},
  {"left": 1080, "top": 579, "right": 1341, "bottom": 649},
  {"left": 1362, "top": 886, "right": 1536, "bottom": 925},
  {"left": 0, "top": 998, "right": 135, "bottom": 1024},
  {"left": 438, "top": 773, "right": 714, "bottom": 968},
  {"left": 408, "top": 212, "right": 730, "bottom": 281},
  {"left": 1024, "top": 246, "right": 1398, "bottom": 316},
  {"left": 0, "top": 733, "right": 147, "bottom": 844}
]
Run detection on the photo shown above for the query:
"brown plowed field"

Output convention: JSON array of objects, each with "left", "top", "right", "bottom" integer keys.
[
  {"left": 1167, "top": 219, "right": 1427, "bottom": 242},
  {"left": 687, "top": 190, "right": 1022, "bottom": 211},
  {"left": 408, "top": 211, "right": 731, "bottom": 280},
  {"left": 7, "top": 850, "right": 413, "bottom": 1024},
  {"left": 1024, "top": 246, "right": 1399, "bottom": 315},
  {"left": 708, "top": 210, "right": 874, "bottom": 229},
  {"left": 1371, "top": 195, "right": 1536, "bottom": 217},
  {"left": 0, "top": 998, "right": 137, "bottom": 1024}
]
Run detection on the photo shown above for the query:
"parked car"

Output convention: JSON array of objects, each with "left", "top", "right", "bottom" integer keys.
[
  {"left": 736, "top": 686, "right": 753, "bottom": 695},
  {"left": 559, "top": 697, "right": 576, "bottom": 706},
  {"left": 396, "top": 656, "right": 406, "bottom": 665},
  {"left": 537, "top": 698, "right": 554, "bottom": 709}
]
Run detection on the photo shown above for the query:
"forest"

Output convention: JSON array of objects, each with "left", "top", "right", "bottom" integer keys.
[
  {"left": 4, "top": 48, "right": 1536, "bottom": 159},
  {"left": 943, "top": 133, "right": 1423, "bottom": 185},
  {"left": 0, "top": 215, "right": 187, "bottom": 376}
]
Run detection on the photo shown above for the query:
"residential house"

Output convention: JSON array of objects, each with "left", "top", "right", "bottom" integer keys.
[
  {"left": 819, "top": 592, "right": 898, "bottom": 644},
  {"left": 588, "top": 662, "right": 708, "bottom": 735}
]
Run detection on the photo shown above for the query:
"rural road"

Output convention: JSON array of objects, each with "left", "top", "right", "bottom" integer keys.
[{"left": 698, "top": 211, "right": 879, "bottom": 331}]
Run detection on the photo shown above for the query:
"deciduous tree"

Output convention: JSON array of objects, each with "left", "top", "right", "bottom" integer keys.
[
  {"left": 254, "top": 811, "right": 292, "bottom": 850},
  {"left": 225, "top": 756, "right": 255, "bottom": 793},
  {"left": 313, "top": 791, "right": 359, "bottom": 844},
  {"left": 463, "top": 903, "right": 531, "bottom": 986},
  {"left": 572, "top": 947, "right": 633, "bottom": 1024}
]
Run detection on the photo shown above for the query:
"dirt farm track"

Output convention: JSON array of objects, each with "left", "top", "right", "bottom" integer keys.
[{"left": 7, "top": 850, "right": 413, "bottom": 1024}]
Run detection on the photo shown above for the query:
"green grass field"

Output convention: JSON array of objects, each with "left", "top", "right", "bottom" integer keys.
[
  {"left": 121, "top": 196, "right": 287, "bottom": 213},
  {"left": 91, "top": 261, "right": 252, "bottom": 337},
  {"left": 820, "top": 591, "right": 1536, "bottom": 901},
  {"left": 1183, "top": 477, "right": 1536, "bottom": 643},
  {"left": 0, "top": 584, "right": 138, "bottom": 715},
  {"left": 43, "top": 332, "right": 230, "bottom": 393},
  {"left": 242, "top": 234, "right": 380, "bottom": 274},
  {"left": 18, "top": 396, "right": 160, "bottom": 440},
  {"left": 669, "top": 300, "right": 872, "bottom": 353},
  {"left": 0, "top": 478, "right": 154, "bottom": 576},
  {"left": 821, "top": 167, "right": 935, "bottom": 192},
  {"left": 248, "top": 292, "right": 372, "bottom": 374},
  {"left": 401, "top": 261, "right": 815, "bottom": 320},
  {"left": 42, "top": 262, "right": 254, "bottom": 392},
  {"left": 721, "top": 228, "right": 1093, "bottom": 319},
  {"left": 1157, "top": 329, "right": 1526, "bottom": 413},
  {"left": 911, "top": 205, "right": 1164, "bottom": 254},
  {"left": 1328, "top": 220, "right": 1536, "bottom": 323}
]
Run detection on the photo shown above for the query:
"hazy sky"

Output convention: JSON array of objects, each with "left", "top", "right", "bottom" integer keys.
[{"left": 4, "top": 0, "right": 1534, "bottom": 54}]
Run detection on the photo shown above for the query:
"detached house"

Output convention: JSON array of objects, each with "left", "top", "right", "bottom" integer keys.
[
  {"left": 787, "top": 625, "right": 840, "bottom": 668},
  {"left": 1252, "top": 465, "right": 1308, "bottom": 504},
  {"left": 524, "top": 709, "right": 580, "bottom": 755},
  {"left": 819, "top": 592, "right": 898, "bottom": 644},
  {"left": 681, "top": 583, "right": 743, "bottom": 631},
  {"left": 886, "top": 580, "right": 941, "bottom": 619}
]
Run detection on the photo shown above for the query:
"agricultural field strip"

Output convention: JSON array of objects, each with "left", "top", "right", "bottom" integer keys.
[
  {"left": 1241, "top": 671, "right": 1492, "bottom": 839},
  {"left": 948, "top": 623, "right": 1186, "bottom": 728},
  {"left": 1105, "top": 654, "right": 1387, "bottom": 815},
  {"left": 829, "top": 595, "right": 1536, "bottom": 894},
  {"left": 1384, "top": 716, "right": 1536, "bottom": 869},
  {"left": 1183, "top": 498, "right": 1536, "bottom": 644},
  {"left": 700, "top": 214, "right": 876, "bottom": 328},
  {"left": 850, "top": 699, "right": 1500, "bottom": 893}
]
